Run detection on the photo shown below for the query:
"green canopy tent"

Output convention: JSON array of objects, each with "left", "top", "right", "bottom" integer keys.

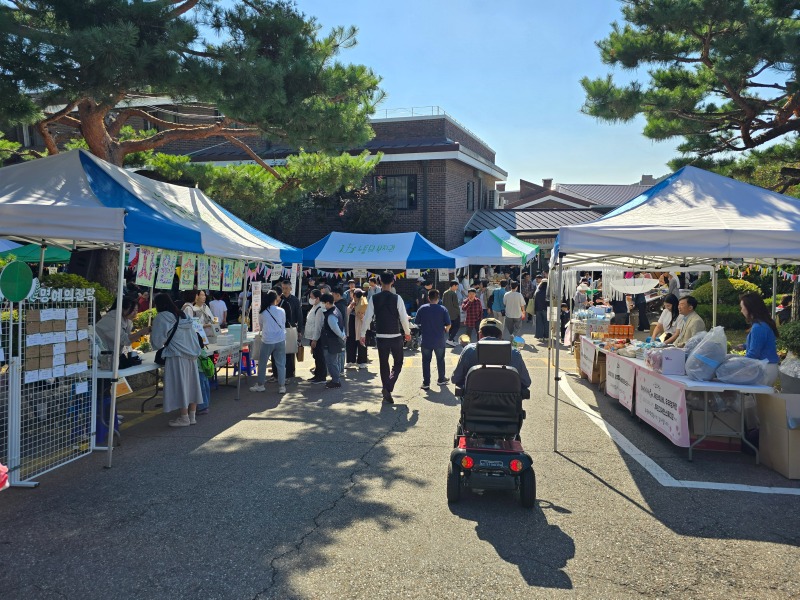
[{"left": 0, "top": 243, "right": 71, "bottom": 265}]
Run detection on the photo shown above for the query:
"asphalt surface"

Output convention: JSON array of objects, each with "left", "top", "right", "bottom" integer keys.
[{"left": 2, "top": 322, "right": 799, "bottom": 599}]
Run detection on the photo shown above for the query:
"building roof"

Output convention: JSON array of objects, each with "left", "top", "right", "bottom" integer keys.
[
  {"left": 555, "top": 183, "right": 652, "bottom": 206},
  {"left": 465, "top": 209, "right": 602, "bottom": 233}
]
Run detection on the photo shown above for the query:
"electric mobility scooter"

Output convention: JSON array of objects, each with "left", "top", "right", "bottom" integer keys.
[{"left": 448, "top": 340, "right": 535, "bottom": 507}]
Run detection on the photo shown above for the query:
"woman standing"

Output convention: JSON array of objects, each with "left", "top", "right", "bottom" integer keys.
[
  {"left": 180, "top": 289, "right": 213, "bottom": 415},
  {"left": 95, "top": 296, "right": 150, "bottom": 363},
  {"left": 345, "top": 289, "right": 369, "bottom": 369},
  {"left": 652, "top": 294, "right": 680, "bottom": 342},
  {"left": 533, "top": 279, "right": 549, "bottom": 340},
  {"left": 739, "top": 292, "right": 780, "bottom": 386},
  {"left": 251, "top": 290, "right": 287, "bottom": 394},
  {"left": 151, "top": 294, "right": 202, "bottom": 427},
  {"left": 304, "top": 289, "right": 327, "bottom": 384}
]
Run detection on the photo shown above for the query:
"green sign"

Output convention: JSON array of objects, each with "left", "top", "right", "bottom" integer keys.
[{"left": 0, "top": 261, "right": 34, "bottom": 302}]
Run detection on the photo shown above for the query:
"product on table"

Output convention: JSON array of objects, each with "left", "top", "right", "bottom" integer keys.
[
  {"left": 684, "top": 326, "right": 727, "bottom": 381},
  {"left": 715, "top": 355, "right": 767, "bottom": 385},
  {"left": 683, "top": 331, "right": 707, "bottom": 355}
]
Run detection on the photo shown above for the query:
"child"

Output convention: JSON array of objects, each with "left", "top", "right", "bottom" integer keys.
[{"left": 560, "top": 303, "right": 570, "bottom": 342}]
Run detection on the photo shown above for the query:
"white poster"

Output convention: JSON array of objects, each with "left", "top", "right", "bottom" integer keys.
[
  {"left": 606, "top": 353, "right": 636, "bottom": 412},
  {"left": 270, "top": 264, "right": 282, "bottom": 281},
  {"left": 352, "top": 268, "right": 368, "bottom": 279},
  {"left": 290, "top": 263, "right": 300, "bottom": 297},
  {"left": 406, "top": 268, "right": 421, "bottom": 280},
  {"left": 197, "top": 257, "right": 209, "bottom": 289},
  {"left": 208, "top": 257, "right": 222, "bottom": 291},
  {"left": 155, "top": 251, "right": 178, "bottom": 289},
  {"left": 178, "top": 253, "right": 197, "bottom": 291},
  {"left": 438, "top": 269, "right": 451, "bottom": 283},
  {"left": 251, "top": 281, "right": 262, "bottom": 333},
  {"left": 635, "top": 369, "right": 690, "bottom": 447},
  {"left": 580, "top": 336, "right": 596, "bottom": 379}
]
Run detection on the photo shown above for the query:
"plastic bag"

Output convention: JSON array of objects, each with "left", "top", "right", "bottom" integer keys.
[
  {"left": 684, "top": 326, "right": 727, "bottom": 381},
  {"left": 715, "top": 355, "right": 767, "bottom": 385},
  {"left": 644, "top": 348, "right": 663, "bottom": 371},
  {"left": 683, "top": 331, "right": 707, "bottom": 356}
]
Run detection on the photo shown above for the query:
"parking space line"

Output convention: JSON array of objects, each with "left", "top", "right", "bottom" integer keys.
[{"left": 559, "top": 378, "right": 800, "bottom": 496}]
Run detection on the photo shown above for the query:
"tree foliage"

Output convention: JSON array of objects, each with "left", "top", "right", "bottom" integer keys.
[
  {"left": 144, "top": 149, "right": 382, "bottom": 239},
  {"left": 0, "top": 0, "right": 384, "bottom": 167},
  {"left": 582, "top": 1, "right": 800, "bottom": 164}
]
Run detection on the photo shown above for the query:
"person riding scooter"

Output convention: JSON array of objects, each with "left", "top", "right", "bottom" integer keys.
[{"left": 451, "top": 317, "right": 531, "bottom": 393}]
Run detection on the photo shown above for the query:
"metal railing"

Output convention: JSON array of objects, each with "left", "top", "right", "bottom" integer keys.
[{"left": 371, "top": 106, "right": 493, "bottom": 151}]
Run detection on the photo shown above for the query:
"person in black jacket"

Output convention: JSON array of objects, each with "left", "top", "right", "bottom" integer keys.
[
  {"left": 273, "top": 279, "right": 303, "bottom": 380},
  {"left": 533, "top": 279, "right": 549, "bottom": 340}
]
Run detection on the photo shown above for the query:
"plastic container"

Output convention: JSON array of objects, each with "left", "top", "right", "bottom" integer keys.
[{"left": 227, "top": 324, "right": 243, "bottom": 340}]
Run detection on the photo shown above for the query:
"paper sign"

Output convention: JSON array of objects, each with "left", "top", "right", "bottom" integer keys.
[
  {"left": 26, "top": 334, "right": 41, "bottom": 347},
  {"left": 41, "top": 308, "right": 56, "bottom": 321},
  {"left": 52, "top": 332, "right": 66, "bottom": 343},
  {"left": 232, "top": 260, "right": 245, "bottom": 291},
  {"left": 66, "top": 320, "right": 78, "bottom": 331},
  {"left": 209, "top": 257, "right": 222, "bottom": 291},
  {"left": 222, "top": 259, "right": 236, "bottom": 292},
  {"left": 179, "top": 253, "right": 197, "bottom": 291},
  {"left": 352, "top": 268, "right": 368, "bottom": 278},
  {"left": 53, "top": 354, "right": 66, "bottom": 367},
  {"left": 192, "top": 318, "right": 209, "bottom": 346},
  {"left": 67, "top": 308, "right": 79, "bottom": 320},
  {"left": 0, "top": 348, "right": 4, "bottom": 362},
  {"left": 24, "top": 370, "right": 40, "bottom": 384},
  {"left": 66, "top": 331, "right": 77, "bottom": 342},
  {"left": 52, "top": 308, "right": 65, "bottom": 320},
  {"left": 77, "top": 330, "right": 88, "bottom": 341},
  {"left": 39, "top": 368, "right": 53, "bottom": 380},
  {"left": 580, "top": 336, "right": 596, "bottom": 379},
  {"left": 65, "top": 363, "right": 79, "bottom": 376},
  {"left": 270, "top": 266, "right": 282, "bottom": 281},
  {"left": 406, "top": 269, "right": 420, "bottom": 280},
  {"left": 156, "top": 250, "right": 179, "bottom": 289},
  {"left": 197, "top": 257, "right": 209, "bottom": 289},
  {"left": 606, "top": 353, "right": 636, "bottom": 412},
  {"left": 135, "top": 246, "right": 158, "bottom": 287},
  {"left": 251, "top": 281, "right": 262, "bottom": 333},
  {"left": 75, "top": 381, "right": 89, "bottom": 394},
  {"left": 54, "top": 343, "right": 66, "bottom": 355},
  {"left": 635, "top": 369, "right": 690, "bottom": 447}
]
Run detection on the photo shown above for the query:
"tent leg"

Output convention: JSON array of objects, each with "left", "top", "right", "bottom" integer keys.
[
  {"left": 38, "top": 242, "right": 46, "bottom": 278},
  {"left": 711, "top": 268, "right": 718, "bottom": 328},
  {"left": 235, "top": 274, "right": 249, "bottom": 402},
  {"left": 106, "top": 243, "right": 126, "bottom": 468},
  {"left": 772, "top": 260, "right": 778, "bottom": 321},
  {"left": 553, "top": 254, "right": 563, "bottom": 452}
]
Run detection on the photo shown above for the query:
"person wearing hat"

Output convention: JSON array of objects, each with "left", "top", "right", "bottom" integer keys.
[
  {"left": 343, "top": 279, "right": 357, "bottom": 304},
  {"left": 416, "top": 279, "right": 433, "bottom": 311},
  {"left": 573, "top": 282, "right": 590, "bottom": 310},
  {"left": 451, "top": 317, "right": 531, "bottom": 392}
]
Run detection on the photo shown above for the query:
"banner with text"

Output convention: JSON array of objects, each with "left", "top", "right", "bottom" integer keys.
[
  {"left": 580, "top": 336, "right": 597, "bottom": 379},
  {"left": 635, "top": 369, "right": 690, "bottom": 447},
  {"left": 605, "top": 353, "right": 636, "bottom": 412}
]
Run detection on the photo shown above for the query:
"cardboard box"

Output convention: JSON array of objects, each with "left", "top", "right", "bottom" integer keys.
[
  {"left": 77, "top": 339, "right": 89, "bottom": 352},
  {"left": 757, "top": 393, "right": 800, "bottom": 479},
  {"left": 39, "top": 320, "right": 53, "bottom": 333},
  {"left": 38, "top": 355, "right": 53, "bottom": 369},
  {"left": 65, "top": 352, "right": 79, "bottom": 365},
  {"left": 661, "top": 347, "right": 686, "bottom": 376},
  {"left": 587, "top": 353, "right": 607, "bottom": 385},
  {"left": 78, "top": 307, "right": 88, "bottom": 319},
  {"left": 26, "top": 346, "right": 40, "bottom": 359},
  {"left": 51, "top": 320, "right": 66, "bottom": 332},
  {"left": 690, "top": 410, "right": 740, "bottom": 436},
  {"left": 24, "top": 357, "right": 39, "bottom": 371},
  {"left": 26, "top": 321, "right": 41, "bottom": 334},
  {"left": 77, "top": 317, "right": 89, "bottom": 328},
  {"left": 77, "top": 349, "right": 90, "bottom": 362},
  {"left": 39, "top": 344, "right": 54, "bottom": 357},
  {"left": 66, "top": 341, "right": 79, "bottom": 354},
  {"left": 26, "top": 309, "right": 41, "bottom": 322}
]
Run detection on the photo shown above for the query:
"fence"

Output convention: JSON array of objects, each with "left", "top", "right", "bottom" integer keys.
[{"left": 2, "top": 296, "right": 96, "bottom": 486}]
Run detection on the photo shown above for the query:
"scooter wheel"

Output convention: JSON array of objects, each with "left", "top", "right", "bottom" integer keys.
[
  {"left": 447, "top": 462, "right": 461, "bottom": 503},
  {"left": 519, "top": 468, "right": 536, "bottom": 508}
]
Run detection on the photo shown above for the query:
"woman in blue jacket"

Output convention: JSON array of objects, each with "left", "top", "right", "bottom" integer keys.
[{"left": 739, "top": 292, "right": 780, "bottom": 385}]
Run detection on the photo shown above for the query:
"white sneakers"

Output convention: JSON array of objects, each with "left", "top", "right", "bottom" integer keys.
[
  {"left": 168, "top": 415, "right": 190, "bottom": 427},
  {"left": 278, "top": 386, "right": 286, "bottom": 394},
  {"left": 249, "top": 384, "right": 266, "bottom": 392},
  {"left": 345, "top": 362, "right": 357, "bottom": 369},
  {"left": 446, "top": 340, "right": 457, "bottom": 347},
  {"left": 358, "top": 363, "right": 367, "bottom": 370}
]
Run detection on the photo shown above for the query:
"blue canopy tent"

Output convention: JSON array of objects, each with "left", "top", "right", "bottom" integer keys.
[{"left": 303, "top": 232, "right": 469, "bottom": 269}]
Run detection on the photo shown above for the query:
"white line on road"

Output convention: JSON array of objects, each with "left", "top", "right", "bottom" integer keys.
[{"left": 559, "top": 378, "right": 800, "bottom": 496}]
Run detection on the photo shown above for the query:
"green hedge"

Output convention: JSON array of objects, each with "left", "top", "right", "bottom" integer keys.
[
  {"left": 695, "top": 305, "right": 748, "bottom": 331},
  {"left": 692, "top": 278, "right": 761, "bottom": 305},
  {"left": 40, "top": 273, "right": 114, "bottom": 312}
]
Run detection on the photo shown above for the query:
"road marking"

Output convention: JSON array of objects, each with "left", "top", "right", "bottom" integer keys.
[{"left": 559, "top": 378, "right": 800, "bottom": 496}]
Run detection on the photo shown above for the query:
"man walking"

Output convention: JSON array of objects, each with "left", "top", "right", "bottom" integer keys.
[
  {"left": 461, "top": 288, "right": 483, "bottom": 341},
  {"left": 521, "top": 273, "right": 534, "bottom": 322},
  {"left": 415, "top": 289, "right": 451, "bottom": 389},
  {"left": 490, "top": 279, "right": 507, "bottom": 328},
  {"left": 503, "top": 281, "right": 527, "bottom": 339},
  {"left": 359, "top": 271, "right": 411, "bottom": 404},
  {"left": 442, "top": 280, "right": 461, "bottom": 346}
]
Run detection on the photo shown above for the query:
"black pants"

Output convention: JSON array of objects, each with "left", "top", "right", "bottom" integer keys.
[
  {"left": 312, "top": 341, "right": 327, "bottom": 379},
  {"left": 448, "top": 316, "right": 460, "bottom": 341},
  {"left": 272, "top": 350, "right": 296, "bottom": 377},
  {"left": 636, "top": 302, "right": 650, "bottom": 330},
  {"left": 376, "top": 336, "right": 404, "bottom": 392},
  {"left": 346, "top": 336, "right": 367, "bottom": 364}
]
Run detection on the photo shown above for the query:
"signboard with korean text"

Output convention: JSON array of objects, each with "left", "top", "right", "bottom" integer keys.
[
  {"left": 580, "top": 336, "right": 596, "bottom": 379},
  {"left": 606, "top": 353, "right": 636, "bottom": 412},
  {"left": 635, "top": 369, "right": 690, "bottom": 447}
]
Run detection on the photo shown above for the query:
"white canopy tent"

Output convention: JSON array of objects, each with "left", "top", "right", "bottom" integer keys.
[
  {"left": 0, "top": 150, "right": 301, "bottom": 470},
  {"left": 450, "top": 227, "right": 539, "bottom": 266},
  {"left": 547, "top": 165, "right": 800, "bottom": 451}
]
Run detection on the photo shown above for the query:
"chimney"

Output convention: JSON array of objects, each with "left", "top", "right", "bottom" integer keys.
[
  {"left": 542, "top": 178, "right": 553, "bottom": 190},
  {"left": 640, "top": 174, "right": 655, "bottom": 185}
]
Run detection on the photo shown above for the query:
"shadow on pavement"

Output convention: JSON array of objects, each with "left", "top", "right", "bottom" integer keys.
[{"left": 449, "top": 493, "right": 575, "bottom": 589}]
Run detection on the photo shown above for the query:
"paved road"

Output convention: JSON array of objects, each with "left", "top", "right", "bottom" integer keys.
[{"left": 2, "top": 323, "right": 799, "bottom": 599}]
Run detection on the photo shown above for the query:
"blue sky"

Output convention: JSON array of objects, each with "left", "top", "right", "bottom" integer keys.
[{"left": 298, "top": 0, "right": 679, "bottom": 188}]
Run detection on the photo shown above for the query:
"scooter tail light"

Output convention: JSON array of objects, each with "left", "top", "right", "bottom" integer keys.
[
  {"left": 461, "top": 456, "right": 474, "bottom": 469},
  {"left": 509, "top": 459, "right": 523, "bottom": 472}
]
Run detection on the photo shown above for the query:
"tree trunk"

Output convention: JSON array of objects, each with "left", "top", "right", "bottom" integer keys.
[
  {"left": 77, "top": 100, "right": 119, "bottom": 164},
  {"left": 793, "top": 266, "right": 800, "bottom": 322},
  {"left": 68, "top": 248, "right": 121, "bottom": 298}
]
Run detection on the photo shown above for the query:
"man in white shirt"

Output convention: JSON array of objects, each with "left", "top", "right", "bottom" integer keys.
[
  {"left": 359, "top": 271, "right": 411, "bottom": 403},
  {"left": 503, "top": 281, "right": 527, "bottom": 339}
]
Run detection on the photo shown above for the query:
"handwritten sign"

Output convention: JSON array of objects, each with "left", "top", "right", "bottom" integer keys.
[
  {"left": 208, "top": 257, "right": 222, "bottom": 290},
  {"left": 135, "top": 246, "right": 157, "bottom": 287},
  {"left": 178, "top": 254, "right": 197, "bottom": 291},
  {"left": 197, "top": 257, "right": 209, "bottom": 289},
  {"left": 222, "top": 259, "right": 235, "bottom": 291},
  {"left": 232, "top": 261, "right": 245, "bottom": 290},
  {"left": 635, "top": 369, "right": 689, "bottom": 447},
  {"left": 580, "top": 336, "right": 596, "bottom": 379},
  {"left": 156, "top": 251, "right": 178, "bottom": 289},
  {"left": 251, "top": 281, "right": 262, "bottom": 333}
]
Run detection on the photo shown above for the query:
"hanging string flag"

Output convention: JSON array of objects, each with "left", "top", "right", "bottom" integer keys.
[
  {"left": 208, "top": 257, "right": 222, "bottom": 291},
  {"left": 155, "top": 250, "right": 179, "bottom": 289},
  {"left": 135, "top": 246, "right": 157, "bottom": 287},
  {"left": 197, "top": 256, "right": 209, "bottom": 289},
  {"left": 178, "top": 254, "right": 197, "bottom": 290}
]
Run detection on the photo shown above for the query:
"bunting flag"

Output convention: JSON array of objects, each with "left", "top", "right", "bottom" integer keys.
[
  {"left": 155, "top": 250, "right": 179, "bottom": 289},
  {"left": 135, "top": 246, "right": 157, "bottom": 287},
  {"left": 178, "top": 253, "right": 197, "bottom": 290}
]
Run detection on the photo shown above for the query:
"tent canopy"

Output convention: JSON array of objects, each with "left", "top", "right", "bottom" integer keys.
[
  {"left": 0, "top": 243, "right": 71, "bottom": 264},
  {"left": 554, "top": 166, "right": 800, "bottom": 268},
  {"left": 451, "top": 227, "right": 538, "bottom": 266},
  {"left": 0, "top": 149, "right": 301, "bottom": 263},
  {"left": 303, "top": 231, "right": 469, "bottom": 269},
  {"left": 0, "top": 238, "right": 21, "bottom": 253}
]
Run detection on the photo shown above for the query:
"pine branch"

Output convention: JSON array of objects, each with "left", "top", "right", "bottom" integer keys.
[
  {"left": 167, "top": 0, "right": 199, "bottom": 19},
  {"left": 36, "top": 122, "right": 59, "bottom": 155},
  {"left": 222, "top": 134, "right": 285, "bottom": 182},
  {"left": 108, "top": 107, "right": 222, "bottom": 137}
]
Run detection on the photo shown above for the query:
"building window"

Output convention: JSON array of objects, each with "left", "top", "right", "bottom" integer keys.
[
  {"left": 374, "top": 174, "right": 417, "bottom": 209},
  {"left": 467, "top": 181, "right": 475, "bottom": 211}
]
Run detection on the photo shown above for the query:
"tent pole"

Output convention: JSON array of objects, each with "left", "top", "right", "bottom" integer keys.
[
  {"left": 38, "top": 241, "right": 46, "bottom": 278},
  {"left": 553, "top": 253, "right": 563, "bottom": 452},
  {"left": 547, "top": 266, "right": 555, "bottom": 397},
  {"left": 235, "top": 273, "right": 248, "bottom": 402},
  {"left": 106, "top": 242, "right": 126, "bottom": 468},
  {"left": 772, "top": 259, "right": 778, "bottom": 321},
  {"left": 711, "top": 267, "right": 718, "bottom": 327}
]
